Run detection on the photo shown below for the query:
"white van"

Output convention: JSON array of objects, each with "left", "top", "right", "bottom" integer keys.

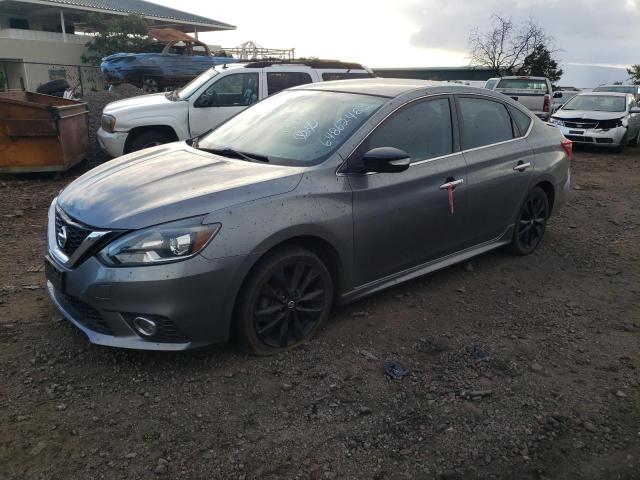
[{"left": 97, "top": 60, "right": 374, "bottom": 157}]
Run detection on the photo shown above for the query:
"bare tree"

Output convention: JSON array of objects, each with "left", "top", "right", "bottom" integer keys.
[{"left": 468, "top": 14, "right": 549, "bottom": 76}]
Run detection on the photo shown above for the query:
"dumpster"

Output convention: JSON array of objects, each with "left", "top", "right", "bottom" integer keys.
[{"left": 0, "top": 92, "right": 89, "bottom": 173}]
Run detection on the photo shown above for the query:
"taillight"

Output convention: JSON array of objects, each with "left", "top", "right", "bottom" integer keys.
[
  {"left": 561, "top": 139, "right": 573, "bottom": 161},
  {"left": 543, "top": 94, "right": 551, "bottom": 113}
]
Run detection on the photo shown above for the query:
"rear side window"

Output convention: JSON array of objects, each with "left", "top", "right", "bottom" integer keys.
[
  {"left": 496, "top": 78, "right": 548, "bottom": 93},
  {"left": 322, "top": 72, "right": 373, "bottom": 81},
  {"left": 458, "top": 97, "right": 514, "bottom": 149},
  {"left": 508, "top": 106, "right": 533, "bottom": 136},
  {"left": 366, "top": 98, "right": 453, "bottom": 161},
  {"left": 267, "top": 72, "right": 313, "bottom": 95}
]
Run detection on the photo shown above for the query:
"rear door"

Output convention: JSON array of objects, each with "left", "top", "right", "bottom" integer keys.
[
  {"left": 188, "top": 71, "right": 260, "bottom": 136},
  {"left": 456, "top": 95, "right": 535, "bottom": 245},
  {"left": 349, "top": 96, "right": 469, "bottom": 285}
]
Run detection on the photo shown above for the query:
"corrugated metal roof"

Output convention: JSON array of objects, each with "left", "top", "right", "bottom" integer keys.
[{"left": 35, "top": 0, "right": 235, "bottom": 29}]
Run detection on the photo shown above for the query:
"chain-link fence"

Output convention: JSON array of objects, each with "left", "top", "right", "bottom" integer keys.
[{"left": 1, "top": 60, "right": 108, "bottom": 95}]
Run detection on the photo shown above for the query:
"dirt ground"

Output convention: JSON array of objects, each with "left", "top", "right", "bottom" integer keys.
[{"left": 0, "top": 146, "right": 638, "bottom": 480}]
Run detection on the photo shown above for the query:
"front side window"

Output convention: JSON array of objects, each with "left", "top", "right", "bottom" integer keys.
[
  {"left": 197, "top": 73, "right": 260, "bottom": 107},
  {"left": 364, "top": 98, "right": 453, "bottom": 161},
  {"left": 459, "top": 97, "right": 514, "bottom": 149},
  {"left": 197, "top": 90, "right": 385, "bottom": 165},
  {"left": 267, "top": 72, "right": 313, "bottom": 95}
]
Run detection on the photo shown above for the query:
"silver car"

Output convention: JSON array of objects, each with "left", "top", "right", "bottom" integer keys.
[
  {"left": 550, "top": 92, "right": 640, "bottom": 152},
  {"left": 45, "top": 79, "right": 571, "bottom": 354}
]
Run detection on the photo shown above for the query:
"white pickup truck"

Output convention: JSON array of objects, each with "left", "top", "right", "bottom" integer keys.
[
  {"left": 97, "top": 60, "right": 373, "bottom": 157},
  {"left": 494, "top": 76, "right": 555, "bottom": 120}
]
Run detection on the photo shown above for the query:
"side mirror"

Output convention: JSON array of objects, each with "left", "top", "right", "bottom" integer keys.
[
  {"left": 360, "top": 147, "right": 410, "bottom": 173},
  {"left": 553, "top": 91, "right": 563, "bottom": 99},
  {"left": 630, "top": 107, "right": 640, "bottom": 114}
]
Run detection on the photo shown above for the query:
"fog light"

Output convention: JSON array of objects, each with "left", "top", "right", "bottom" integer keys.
[{"left": 133, "top": 316, "right": 158, "bottom": 337}]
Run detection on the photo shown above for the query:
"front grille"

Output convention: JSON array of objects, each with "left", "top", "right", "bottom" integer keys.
[
  {"left": 565, "top": 135, "right": 594, "bottom": 143},
  {"left": 55, "top": 210, "right": 92, "bottom": 257},
  {"left": 595, "top": 119, "right": 622, "bottom": 129},
  {"left": 123, "top": 314, "right": 189, "bottom": 343},
  {"left": 565, "top": 121, "right": 598, "bottom": 129},
  {"left": 595, "top": 138, "right": 614, "bottom": 144},
  {"left": 61, "top": 293, "right": 112, "bottom": 335}
]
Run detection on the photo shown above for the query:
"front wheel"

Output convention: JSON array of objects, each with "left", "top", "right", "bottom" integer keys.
[
  {"left": 126, "top": 130, "right": 174, "bottom": 153},
  {"left": 507, "top": 187, "right": 549, "bottom": 255},
  {"left": 234, "top": 246, "right": 334, "bottom": 356}
]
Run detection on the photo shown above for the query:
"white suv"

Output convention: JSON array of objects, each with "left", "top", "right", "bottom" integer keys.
[{"left": 97, "top": 60, "right": 374, "bottom": 157}]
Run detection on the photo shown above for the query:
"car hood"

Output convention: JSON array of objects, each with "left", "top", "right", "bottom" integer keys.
[
  {"left": 552, "top": 110, "right": 626, "bottom": 121},
  {"left": 57, "top": 143, "right": 304, "bottom": 230},
  {"left": 103, "top": 92, "right": 178, "bottom": 115}
]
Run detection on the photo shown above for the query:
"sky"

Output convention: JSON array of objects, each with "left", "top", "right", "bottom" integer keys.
[{"left": 153, "top": 0, "right": 639, "bottom": 86}]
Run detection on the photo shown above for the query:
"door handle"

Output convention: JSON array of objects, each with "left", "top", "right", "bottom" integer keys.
[
  {"left": 439, "top": 179, "right": 464, "bottom": 190},
  {"left": 513, "top": 162, "right": 531, "bottom": 172}
]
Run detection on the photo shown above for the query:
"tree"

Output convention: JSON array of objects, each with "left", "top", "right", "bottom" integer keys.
[
  {"left": 628, "top": 64, "right": 640, "bottom": 85},
  {"left": 82, "top": 13, "right": 151, "bottom": 66},
  {"left": 468, "top": 14, "right": 549, "bottom": 76},
  {"left": 519, "top": 44, "right": 563, "bottom": 84}
]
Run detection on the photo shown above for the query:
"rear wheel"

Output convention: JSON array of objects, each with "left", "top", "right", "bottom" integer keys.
[
  {"left": 234, "top": 246, "right": 334, "bottom": 356},
  {"left": 126, "top": 130, "right": 174, "bottom": 153},
  {"left": 142, "top": 77, "right": 160, "bottom": 93},
  {"left": 507, "top": 187, "right": 549, "bottom": 255}
]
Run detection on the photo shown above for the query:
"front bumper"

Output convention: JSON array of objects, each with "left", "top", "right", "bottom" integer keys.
[
  {"left": 45, "top": 202, "right": 256, "bottom": 351},
  {"left": 555, "top": 124, "right": 626, "bottom": 147},
  {"left": 46, "top": 253, "right": 249, "bottom": 351},
  {"left": 97, "top": 128, "right": 128, "bottom": 158}
]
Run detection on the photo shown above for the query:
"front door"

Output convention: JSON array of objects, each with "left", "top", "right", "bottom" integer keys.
[
  {"left": 348, "top": 96, "right": 469, "bottom": 285},
  {"left": 188, "top": 72, "right": 261, "bottom": 136}
]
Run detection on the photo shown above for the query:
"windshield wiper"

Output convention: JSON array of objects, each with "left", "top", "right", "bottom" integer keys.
[{"left": 198, "top": 147, "right": 269, "bottom": 163}]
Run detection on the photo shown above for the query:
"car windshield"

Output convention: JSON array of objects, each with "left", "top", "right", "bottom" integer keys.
[
  {"left": 562, "top": 95, "right": 626, "bottom": 112},
  {"left": 593, "top": 86, "right": 634, "bottom": 94},
  {"left": 496, "top": 78, "right": 548, "bottom": 92},
  {"left": 177, "top": 68, "right": 219, "bottom": 99},
  {"left": 197, "top": 90, "right": 386, "bottom": 166}
]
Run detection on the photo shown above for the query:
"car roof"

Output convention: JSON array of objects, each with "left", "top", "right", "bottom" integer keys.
[
  {"left": 498, "top": 76, "right": 548, "bottom": 80},
  {"left": 575, "top": 91, "right": 629, "bottom": 97},
  {"left": 594, "top": 84, "right": 637, "bottom": 88},
  {"left": 214, "top": 60, "right": 369, "bottom": 71},
  {"left": 292, "top": 77, "right": 509, "bottom": 99}
]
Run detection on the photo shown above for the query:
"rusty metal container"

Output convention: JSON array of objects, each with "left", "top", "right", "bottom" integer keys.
[{"left": 0, "top": 92, "right": 89, "bottom": 173}]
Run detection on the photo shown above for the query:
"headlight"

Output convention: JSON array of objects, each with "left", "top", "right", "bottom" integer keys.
[
  {"left": 98, "top": 217, "right": 221, "bottom": 267},
  {"left": 101, "top": 114, "right": 116, "bottom": 133},
  {"left": 550, "top": 118, "right": 564, "bottom": 126}
]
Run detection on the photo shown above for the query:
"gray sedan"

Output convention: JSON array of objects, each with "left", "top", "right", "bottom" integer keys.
[{"left": 45, "top": 79, "right": 571, "bottom": 354}]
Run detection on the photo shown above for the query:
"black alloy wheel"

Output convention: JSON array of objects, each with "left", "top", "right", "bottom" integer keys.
[
  {"left": 235, "top": 247, "right": 333, "bottom": 355},
  {"left": 508, "top": 187, "right": 549, "bottom": 255}
]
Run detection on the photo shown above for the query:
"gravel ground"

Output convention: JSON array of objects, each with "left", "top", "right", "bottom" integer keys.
[{"left": 0, "top": 146, "right": 638, "bottom": 480}]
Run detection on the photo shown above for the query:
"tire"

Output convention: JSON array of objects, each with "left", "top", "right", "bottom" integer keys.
[
  {"left": 629, "top": 129, "right": 640, "bottom": 147},
  {"left": 507, "top": 187, "right": 550, "bottom": 256},
  {"left": 614, "top": 132, "right": 628, "bottom": 153},
  {"left": 142, "top": 77, "right": 160, "bottom": 93},
  {"left": 36, "top": 79, "right": 70, "bottom": 95},
  {"left": 126, "top": 130, "right": 175, "bottom": 153},
  {"left": 234, "top": 246, "right": 334, "bottom": 356}
]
